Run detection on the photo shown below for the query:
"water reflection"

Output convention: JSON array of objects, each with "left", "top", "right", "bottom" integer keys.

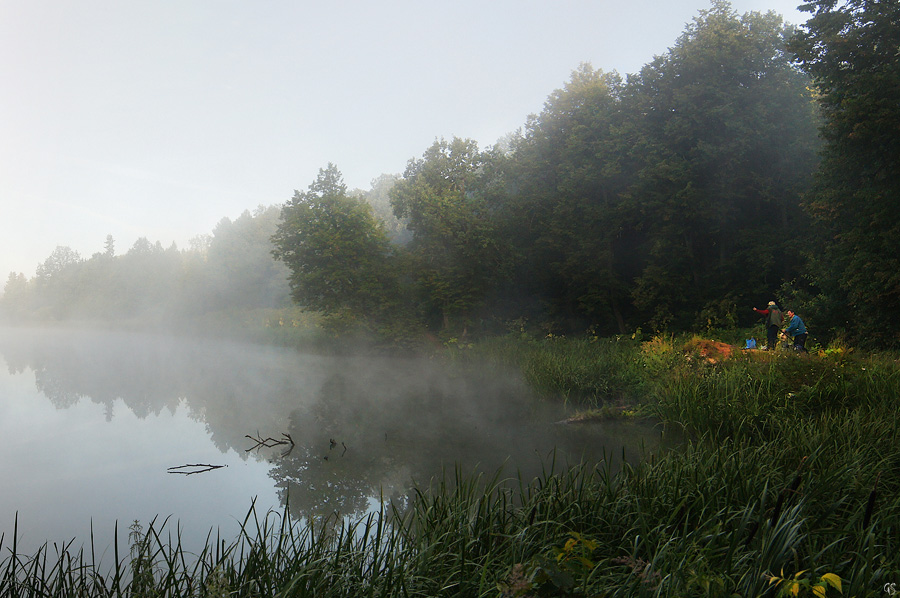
[{"left": 0, "top": 327, "right": 665, "bottom": 533}]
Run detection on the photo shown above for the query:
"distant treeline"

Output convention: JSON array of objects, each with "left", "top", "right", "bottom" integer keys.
[
  {"left": 1, "top": 207, "right": 292, "bottom": 328},
  {"left": 3, "top": 1, "right": 898, "bottom": 347}
]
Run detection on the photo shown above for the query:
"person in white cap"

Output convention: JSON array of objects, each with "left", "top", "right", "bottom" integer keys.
[{"left": 753, "top": 301, "right": 783, "bottom": 350}]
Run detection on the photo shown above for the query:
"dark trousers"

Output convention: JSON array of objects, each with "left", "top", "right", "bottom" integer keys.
[
  {"left": 793, "top": 333, "right": 808, "bottom": 352},
  {"left": 766, "top": 325, "right": 779, "bottom": 350}
]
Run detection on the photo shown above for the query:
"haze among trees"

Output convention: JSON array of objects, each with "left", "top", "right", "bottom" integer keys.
[
  {"left": 3, "top": 1, "right": 897, "bottom": 348},
  {"left": 1, "top": 206, "right": 293, "bottom": 329}
]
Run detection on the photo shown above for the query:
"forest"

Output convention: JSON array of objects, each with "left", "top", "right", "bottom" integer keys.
[{"left": 2, "top": 0, "right": 898, "bottom": 348}]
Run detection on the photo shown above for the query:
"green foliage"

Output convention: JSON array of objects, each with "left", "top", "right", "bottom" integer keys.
[
  {"left": 503, "top": 63, "right": 634, "bottom": 335},
  {"left": 202, "top": 206, "right": 291, "bottom": 312},
  {"left": 30, "top": 246, "right": 85, "bottom": 319},
  {"left": 2, "top": 2, "right": 842, "bottom": 346},
  {"left": 1, "top": 272, "right": 29, "bottom": 321},
  {"left": 362, "top": 173, "right": 412, "bottom": 245},
  {"left": 498, "top": 533, "right": 601, "bottom": 597},
  {"left": 790, "top": 0, "right": 900, "bottom": 348},
  {"left": 390, "top": 137, "right": 509, "bottom": 331},
  {"left": 272, "top": 164, "right": 403, "bottom": 333},
  {"left": 128, "top": 520, "right": 159, "bottom": 597},
  {"left": 767, "top": 569, "right": 843, "bottom": 597},
  {"left": 492, "top": 3, "right": 819, "bottom": 337},
  {"left": 621, "top": 2, "right": 819, "bottom": 330},
  {"left": 7, "top": 0, "right": 897, "bottom": 349},
  {"left": 463, "top": 333, "right": 648, "bottom": 404}
]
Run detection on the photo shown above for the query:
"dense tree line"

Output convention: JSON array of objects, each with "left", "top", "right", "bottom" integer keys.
[
  {"left": 787, "top": 0, "right": 900, "bottom": 346},
  {"left": 4, "top": 1, "right": 897, "bottom": 347},
  {"left": 272, "top": 2, "right": 834, "bottom": 340}
]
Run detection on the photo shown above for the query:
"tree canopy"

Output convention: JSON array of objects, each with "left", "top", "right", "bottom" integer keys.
[
  {"left": 389, "top": 138, "right": 509, "bottom": 331},
  {"left": 8, "top": 1, "right": 896, "bottom": 347},
  {"left": 271, "top": 164, "right": 399, "bottom": 332},
  {"left": 790, "top": 0, "right": 900, "bottom": 345},
  {"left": 492, "top": 2, "right": 819, "bottom": 334}
]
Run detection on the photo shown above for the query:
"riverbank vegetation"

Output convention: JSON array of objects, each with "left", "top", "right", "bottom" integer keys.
[{"left": 2, "top": 332, "right": 898, "bottom": 596}]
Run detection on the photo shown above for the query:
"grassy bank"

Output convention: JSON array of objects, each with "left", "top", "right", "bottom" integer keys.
[
  {"left": 462, "top": 333, "right": 900, "bottom": 595},
  {"left": 3, "top": 332, "right": 899, "bottom": 596}
]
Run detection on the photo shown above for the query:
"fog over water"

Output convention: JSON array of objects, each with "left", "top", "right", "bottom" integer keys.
[{"left": 0, "top": 327, "right": 665, "bottom": 553}]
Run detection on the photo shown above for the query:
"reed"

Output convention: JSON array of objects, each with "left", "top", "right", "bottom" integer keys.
[
  {"left": 2, "top": 445, "right": 898, "bottom": 596},
  {"left": 2, "top": 334, "right": 899, "bottom": 596},
  {"left": 463, "top": 334, "right": 648, "bottom": 405}
]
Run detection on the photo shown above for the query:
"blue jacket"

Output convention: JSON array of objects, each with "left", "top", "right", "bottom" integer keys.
[{"left": 786, "top": 314, "right": 807, "bottom": 337}]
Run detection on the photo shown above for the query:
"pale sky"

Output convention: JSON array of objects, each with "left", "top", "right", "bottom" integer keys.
[{"left": 1, "top": 0, "right": 808, "bottom": 280}]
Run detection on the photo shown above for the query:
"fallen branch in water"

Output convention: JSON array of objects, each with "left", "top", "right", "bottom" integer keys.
[
  {"left": 245, "top": 432, "right": 295, "bottom": 453},
  {"left": 167, "top": 463, "right": 227, "bottom": 475}
]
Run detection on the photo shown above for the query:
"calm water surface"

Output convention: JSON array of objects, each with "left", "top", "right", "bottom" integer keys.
[{"left": 0, "top": 327, "right": 665, "bottom": 554}]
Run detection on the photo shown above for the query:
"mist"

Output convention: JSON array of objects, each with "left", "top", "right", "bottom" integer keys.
[{"left": 0, "top": 326, "right": 662, "bottom": 553}]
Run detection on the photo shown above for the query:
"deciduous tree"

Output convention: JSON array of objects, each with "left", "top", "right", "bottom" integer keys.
[
  {"left": 390, "top": 138, "right": 507, "bottom": 331},
  {"left": 621, "top": 1, "right": 819, "bottom": 329},
  {"left": 272, "top": 164, "right": 399, "bottom": 331},
  {"left": 791, "top": 0, "right": 900, "bottom": 345},
  {"left": 504, "top": 64, "right": 633, "bottom": 333}
]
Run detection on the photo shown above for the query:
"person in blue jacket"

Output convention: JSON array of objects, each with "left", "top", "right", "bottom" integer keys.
[{"left": 783, "top": 310, "right": 808, "bottom": 353}]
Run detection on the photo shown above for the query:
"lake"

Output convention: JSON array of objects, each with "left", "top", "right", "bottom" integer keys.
[{"left": 0, "top": 327, "right": 665, "bottom": 555}]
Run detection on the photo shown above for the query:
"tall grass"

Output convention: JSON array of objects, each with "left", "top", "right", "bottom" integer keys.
[
  {"left": 461, "top": 334, "right": 648, "bottom": 405},
  {"left": 3, "top": 333, "right": 899, "bottom": 596},
  {"left": 4, "top": 444, "right": 896, "bottom": 596}
]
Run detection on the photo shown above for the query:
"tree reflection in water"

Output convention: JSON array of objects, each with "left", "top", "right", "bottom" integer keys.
[{"left": 0, "top": 327, "right": 665, "bottom": 524}]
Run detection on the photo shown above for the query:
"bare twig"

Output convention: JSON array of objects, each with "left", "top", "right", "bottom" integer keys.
[
  {"left": 167, "top": 463, "right": 227, "bottom": 475},
  {"left": 244, "top": 432, "right": 295, "bottom": 452}
]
